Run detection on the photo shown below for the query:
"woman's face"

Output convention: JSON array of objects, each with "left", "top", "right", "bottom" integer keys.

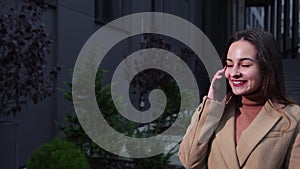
[{"left": 225, "top": 40, "right": 262, "bottom": 96}]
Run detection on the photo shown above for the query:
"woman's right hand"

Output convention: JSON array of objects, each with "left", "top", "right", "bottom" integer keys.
[{"left": 207, "top": 66, "right": 227, "bottom": 101}]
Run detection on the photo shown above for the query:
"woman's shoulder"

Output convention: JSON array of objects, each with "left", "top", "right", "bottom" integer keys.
[{"left": 283, "top": 103, "right": 300, "bottom": 122}]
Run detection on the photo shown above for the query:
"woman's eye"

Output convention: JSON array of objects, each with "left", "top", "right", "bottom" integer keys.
[
  {"left": 241, "top": 65, "right": 251, "bottom": 67},
  {"left": 226, "top": 64, "right": 233, "bottom": 67}
]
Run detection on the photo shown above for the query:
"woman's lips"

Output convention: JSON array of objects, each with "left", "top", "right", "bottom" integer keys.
[{"left": 231, "top": 80, "right": 247, "bottom": 87}]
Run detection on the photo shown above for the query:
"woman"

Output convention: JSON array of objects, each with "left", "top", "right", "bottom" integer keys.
[{"left": 178, "top": 29, "right": 300, "bottom": 169}]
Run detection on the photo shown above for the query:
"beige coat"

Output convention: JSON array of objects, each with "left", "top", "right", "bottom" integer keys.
[{"left": 178, "top": 96, "right": 300, "bottom": 169}]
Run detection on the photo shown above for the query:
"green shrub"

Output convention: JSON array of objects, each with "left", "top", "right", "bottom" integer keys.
[
  {"left": 58, "top": 68, "right": 194, "bottom": 168},
  {"left": 58, "top": 69, "right": 135, "bottom": 160},
  {"left": 27, "top": 138, "right": 90, "bottom": 169}
]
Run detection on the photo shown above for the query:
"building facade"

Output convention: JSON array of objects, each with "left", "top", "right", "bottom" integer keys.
[{"left": 0, "top": 0, "right": 299, "bottom": 168}]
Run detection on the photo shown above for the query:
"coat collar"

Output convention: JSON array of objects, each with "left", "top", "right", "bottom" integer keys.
[
  {"left": 215, "top": 97, "right": 282, "bottom": 168},
  {"left": 236, "top": 100, "right": 282, "bottom": 166},
  {"left": 215, "top": 97, "right": 240, "bottom": 169}
]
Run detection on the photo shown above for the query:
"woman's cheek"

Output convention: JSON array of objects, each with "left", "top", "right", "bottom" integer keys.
[{"left": 224, "top": 71, "right": 230, "bottom": 79}]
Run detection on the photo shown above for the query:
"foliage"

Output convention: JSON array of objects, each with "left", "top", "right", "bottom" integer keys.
[
  {"left": 124, "top": 33, "right": 196, "bottom": 168},
  {"left": 58, "top": 69, "right": 135, "bottom": 159},
  {"left": 27, "top": 138, "right": 90, "bottom": 169},
  {"left": 58, "top": 33, "right": 197, "bottom": 169},
  {"left": 127, "top": 79, "right": 185, "bottom": 169},
  {"left": 0, "top": 0, "right": 60, "bottom": 116},
  {"left": 126, "top": 33, "right": 196, "bottom": 136},
  {"left": 58, "top": 69, "right": 184, "bottom": 168}
]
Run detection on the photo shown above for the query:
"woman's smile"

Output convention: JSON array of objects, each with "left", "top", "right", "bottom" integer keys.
[{"left": 231, "top": 80, "right": 247, "bottom": 87}]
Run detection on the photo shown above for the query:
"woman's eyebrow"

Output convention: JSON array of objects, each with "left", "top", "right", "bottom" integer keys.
[
  {"left": 239, "top": 58, "right": 256, "bottom": 62},
  {"left": 226, "top": 58, "right": 256, "bottom": 62}
]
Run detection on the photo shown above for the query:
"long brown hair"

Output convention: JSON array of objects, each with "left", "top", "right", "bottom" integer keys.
[{"left": 222, "top": 29, "right": 294, "bottom": 106}]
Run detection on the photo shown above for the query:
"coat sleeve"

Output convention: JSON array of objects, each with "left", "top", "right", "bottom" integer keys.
[
  {"left": 178, "top": 96, "right": 225, "bottom": 169},
  {"left": 285, "top": 117, "right": 300, "bottom": 168}
]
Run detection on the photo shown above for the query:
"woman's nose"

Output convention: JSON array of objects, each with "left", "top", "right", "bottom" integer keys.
[{"left": 230, "top": 67, "right": 241, "bottom": 77}]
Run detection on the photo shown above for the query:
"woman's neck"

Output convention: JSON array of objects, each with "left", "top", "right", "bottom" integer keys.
[
  {"left": 240, "top": 91, "right": 266, "bottom": 107},
  {"left": 235, "top": 90, "right": 266, "bottom": 143}
]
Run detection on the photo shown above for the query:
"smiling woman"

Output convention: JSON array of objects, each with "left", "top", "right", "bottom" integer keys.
[
  {"left": 178, "top": 29, "right": 300, "bottom": 169},
  {"left": 225, "top": 40, "right": 262, "bottom": 96}
]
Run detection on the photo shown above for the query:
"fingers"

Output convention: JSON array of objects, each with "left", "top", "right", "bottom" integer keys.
[
  {"left": 212, "top": 66, "right": 226, "bottom": 84},
  {"left": 218, "top": 66, "right": 226, "bottom": 75},
  {"left": 208, "top": 66, "right": 226, "bottom": 100}
]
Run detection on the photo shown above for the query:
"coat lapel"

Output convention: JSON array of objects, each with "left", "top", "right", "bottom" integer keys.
[
  {"left": 236, "top": 101, "right": 282, "bottom": 167},
  {"left": 215, "top": 98, "right": 240, "bottom": 169}
]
